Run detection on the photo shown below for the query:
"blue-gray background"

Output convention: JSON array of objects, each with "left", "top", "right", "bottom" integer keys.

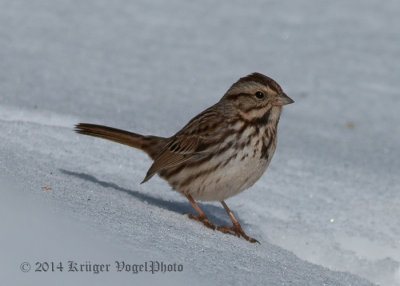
[{"left": 1, "top": 0, "right": 399, "bottom": 285}]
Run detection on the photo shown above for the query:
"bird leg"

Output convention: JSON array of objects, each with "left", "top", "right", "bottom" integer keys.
[
  {"left": 185, "top": 194, "right": 216, "bottom": 230},
  {"left": 185, "top": 195, "right": 258, "bottom": 243},
  {"left": 217, "top": 201, "right": 259, "bottom": 243}
]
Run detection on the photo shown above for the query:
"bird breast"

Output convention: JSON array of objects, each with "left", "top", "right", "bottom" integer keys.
[{"left": 167, "top": 120, "right": 277, "bottom": 201}]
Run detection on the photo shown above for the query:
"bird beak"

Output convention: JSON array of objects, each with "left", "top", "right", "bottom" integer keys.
[{"left": 275, "top": 93, "right": 294, "bottom": 106}]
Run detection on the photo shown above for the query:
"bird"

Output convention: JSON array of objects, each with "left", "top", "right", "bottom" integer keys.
[{"left": 75, "top": 72, "right": 294, "bottom": 243}]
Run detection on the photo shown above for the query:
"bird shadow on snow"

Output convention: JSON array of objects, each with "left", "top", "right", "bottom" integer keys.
[{"left": 60, "top": 169, "right": 234, "bottom": 226}]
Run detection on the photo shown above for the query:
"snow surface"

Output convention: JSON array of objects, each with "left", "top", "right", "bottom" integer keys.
[{"left": 1, "top": 0, "right": 399, "bottom": 285}]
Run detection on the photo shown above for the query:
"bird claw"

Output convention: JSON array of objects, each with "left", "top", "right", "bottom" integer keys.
[
  {"left": 186, "top": 213, "right": 259, "bottom": 243},
  {"left": 216, "top": 225, "right": 238, "bottom": 236},
  {"left": 186, "top": 213, "right": 216, "bottom": 230},
  {"left": 217, "top": 224, "right": 259, "bottom": 243}
]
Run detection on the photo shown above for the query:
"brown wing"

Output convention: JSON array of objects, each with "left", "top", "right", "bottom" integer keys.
[{"left": 141, "top": 104, "right": 227, "bottom": 183}]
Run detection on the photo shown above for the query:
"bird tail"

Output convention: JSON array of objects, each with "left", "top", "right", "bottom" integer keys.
[{"left": 75, "top": 123, "right": 167, "bottom": 160}]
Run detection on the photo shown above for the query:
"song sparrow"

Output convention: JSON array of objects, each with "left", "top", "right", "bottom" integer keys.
[{"left": 75, "top": 72, "right": 293, "bottom": 243}]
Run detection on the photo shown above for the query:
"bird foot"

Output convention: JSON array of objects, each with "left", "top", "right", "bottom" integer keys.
[
  {"left": 217, "top": 224, "right": 259, "bottom": 243},
  {"left": 186, "top": 213, "right": 258, "bottom": 243},
  {"left": 186, "top": 213, "right": 216, "bottom": 230}
]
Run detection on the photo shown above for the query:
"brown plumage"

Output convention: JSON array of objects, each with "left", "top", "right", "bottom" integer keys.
[
  {"left": 75, "top": 72, "right": 293, "bottom": 243},
  {"left": 75, "top": 124, "right": 166, "bottom": 159}
]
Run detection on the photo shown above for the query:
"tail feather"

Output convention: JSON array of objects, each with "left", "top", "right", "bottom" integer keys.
[{"left": 75, "top": 123, "right": 167, "bottom": 159}]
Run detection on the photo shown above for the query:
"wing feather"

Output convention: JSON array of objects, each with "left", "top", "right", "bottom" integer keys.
[{"left": 141, "top": 105, "right": 228, "bottom": 183}]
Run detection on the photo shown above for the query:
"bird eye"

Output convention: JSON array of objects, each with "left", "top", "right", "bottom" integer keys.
[{"left": 255, "top": 91, "right": 264, "bottom": 99}]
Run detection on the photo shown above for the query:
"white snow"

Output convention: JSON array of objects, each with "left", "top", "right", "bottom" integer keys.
[{"left": 1, "top": 0, "right": 399, "bottom": 285}]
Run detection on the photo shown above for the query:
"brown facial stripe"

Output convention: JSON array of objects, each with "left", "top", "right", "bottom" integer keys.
[
  {"left": 240, "top": 104, "right": 269, "bottom": 114},
  {"left": 237, "top": 109, "right": 271, "bottom": 126},
  {"left": 225, "top": 93, "right": 269, "bottom": 114},
  {"left": 224, "top": 92, "right": 249, "bottom": 101},
  {"left": 236, "top": 73, "right": 282, "bottom": 94}
]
